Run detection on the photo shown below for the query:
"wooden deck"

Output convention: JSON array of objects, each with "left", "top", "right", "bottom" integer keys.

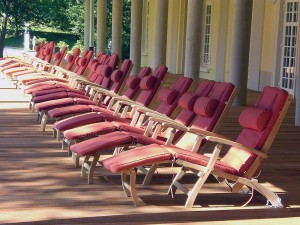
[{"left": 0, "top": 86, "right": 300, "bottom": 224}]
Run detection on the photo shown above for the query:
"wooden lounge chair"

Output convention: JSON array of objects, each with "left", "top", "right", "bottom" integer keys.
[
  {"left": 102, "top": 86, "right": 291, "bottom": 208},
  {"left": 70, "top": 81, "right": 236, "bottom": 184},
  {"left": 52, "top": 66, "right": 152, "bottom": 141}
]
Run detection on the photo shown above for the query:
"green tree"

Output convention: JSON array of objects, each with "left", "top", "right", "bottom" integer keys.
[{"left": 0, "top": 0, "right": 11, "bottom": 58}]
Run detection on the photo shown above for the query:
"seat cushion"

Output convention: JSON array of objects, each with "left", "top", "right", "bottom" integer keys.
[
  {"left": 70, "top": 131, "right": 134, "bottom": 156},
  {"left": 35, "top": 98, "right": 74, "bottom": 111},
  {"left": 32, "top": 91, "right": 68, "bottom": 104},
  {"left": 174, "top": 148, "right": 239, "bottom": 175},
  {"left": 64, "top": 121, "right": 118, "bottom": 140},
  {"left": 48, "top": 105, "right": 91, "bottom": 118},
  {"left": 102, "top": 143, "right": 173, "bottom": 173},
  {"left": 54, "top": 112, "right": 104, "bottom": 131}
]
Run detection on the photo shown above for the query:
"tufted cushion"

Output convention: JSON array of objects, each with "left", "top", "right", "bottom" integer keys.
[
  {"left": 239, "top": 107, "right": 271, "bottom": 131},
  {"left": 111, "top": 70, "right": 123, "bottom": 82},
  {"left": 126, "top": 75, "right": 140, "bottom": 89},
  {"left": 178, "top": 92, "right": 198, "bottom": 111},
  {"left": 140, "top": 76, "right": 156, "bottom": 90},
  {"left": 66, "top": 54, "right": 74, "bottom": 63},
  {"left": 194, "top": 97, "right": 218, "bottom": 117},
  {"left": 157, "top": 87, "right": 179, "bottom": 104},
  {"left": 78, "top": 58, "right": 88, "bottom": 66}
]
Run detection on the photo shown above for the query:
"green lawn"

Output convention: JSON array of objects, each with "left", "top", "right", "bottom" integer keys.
[{"left": 5, "top": 30, "right": 79, "bottom": 51}]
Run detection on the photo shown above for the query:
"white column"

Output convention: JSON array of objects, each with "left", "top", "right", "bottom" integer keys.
[
  {"left": 89, "top": 0, "right": 95, "bottom": 48},
  {"left": 130, "top": 0, "right": 143, "bottom": 74},
  {"left": 295, "top": 3, "right": 300, "bottom": 126},
  {"left": 112, "top": 0, "right": 123, "bottom": 58},
  {"left": 96, "top": 0, "right": 107, "bottom": 54},
  {"left": 84, "top": 0, "right": 91, "bottom": 50},
  {"left": 152, "top": 0, "right": 168, "bottom": 68},
  {"left": 229, "top": 0, "right": 253, "bottom": 106},
  {"left": 183, "top": 0, "right": 203, "bottom": 83}
]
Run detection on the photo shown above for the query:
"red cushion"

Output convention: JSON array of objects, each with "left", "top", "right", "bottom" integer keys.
[
  {"left": 102, "top": 143, "right": 173, "bottom": 173},
  {"left": 48, "top": 105, "right": 91, "bottom": 118},
  {"left": 32, "top": 92, "right": 68, "bottom": 103},
  {"left": 111, "top": 70, "right": 123, "bottom": 82},
  {"left": 66, "top": 54, "right": 74, "bottom": 63},
  {"left": 54, "top": 52, "right": 61, "bottom": 60},
  {"left": 157, "top": 87, "right": 179, "bottom": 104},
  {"left": 140, "top": 76, "right": 156, "bottom": 90},
  {"left": 54, "top": 112, "right": 104, "bottom": 131},
  {"left": 178, "top": 92, "right": 198, "bottom": 111},
  {"left": 96, "top": 65, "right": 111, "bottom": 77},
  {"left": 174, "top": 148, "right": 239, "bottom": 175},
  {"left": 70, "top": 131, "right": 134, "bottom": 156},
  {"left": 78, "top": 58, "right": 88, "bottom": 66},
  {"left": 34, "top": 45, "right": 40, "bottom": 52},
  {"left": 194, "top": 97, "right": 218, "bottom": 117},
  {"left": 35, "top": 98, "right": 74, "bottom": 111},
  {"left": 239, "top": 108, "right": 271, "bottom": 131},
  {"left": 126, "top": 75, "right": 140, "bottom": 89},
  {"left": 90, "top": 62, "right": 100, "bottom": 72},
  {"left": 64, "top": 121, "right": 118, "bottom": 140},
  {"left": 43, "top": 48, "right": 51, "bottom": 56}
]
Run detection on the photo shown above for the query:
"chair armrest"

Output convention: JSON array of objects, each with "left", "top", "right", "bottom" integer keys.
[
  {"left": 87, "top": 85, "right": 118, "bottom": 97},
  {"left": 161, "top": 121, "right": 189, "bottom": 132},
  {"left": 146, "top": 112, "right": 176, "bottom": 124},
  {"left": 204, "top": 136, "right": 267, "bottom": 159}
]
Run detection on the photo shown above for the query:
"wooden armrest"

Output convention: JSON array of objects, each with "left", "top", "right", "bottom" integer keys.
[
  {"left": 146, "top": 112, "right": 175, "bottom": 123},
  {"left": 88, "top": 85, "right": 118, "bottom": 96},
  {"left": 188, "top": 128, "right": 228, "bottom": 140},
  {"left": 205, "top": 136, "right": 267, "bottom": 158},
  {"left": 161, "top": 121, "right": 188, "bottom": 132}
]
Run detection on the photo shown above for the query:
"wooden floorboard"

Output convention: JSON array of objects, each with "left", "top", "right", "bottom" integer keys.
[{"left": 0, "top": 87, "right": 300, "bottom": 224}]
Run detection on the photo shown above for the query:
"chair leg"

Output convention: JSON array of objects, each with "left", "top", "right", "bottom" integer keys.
[
  {"left": 142, "top": 164, "right": 158, "bottom": 186},
  {"left": 168, "top": 167, "right": 187, "bottom": 196},
  {"left": 121, "top": 169, "right": 139, "bottom": 206},
  {"left": 40, "top": 114, "right": 48, "bottom": 132},
  {"left": 241, "top": 178, "right": 283, "bottom": 208},
  {"left": 81, "top": 155, "right": 91, "bottom": 178},
  {"left": 87, "top": 153, "right": 101, "bottom": 184},
  {"left": 72, "top": 152, "right": 81, "bottom": 168}
]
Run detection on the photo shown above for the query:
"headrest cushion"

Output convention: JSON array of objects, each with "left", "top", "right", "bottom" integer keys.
[
  {"left": 239, "top": 107, "right": 271, "bottom": 131},
  {"left": 54, "top": 52, "right": 61, "bottom": 60},
  {"left": 178, "top": 92, "right": 198, "bottom": 111},
  {"left": 96, "top": 65, "right": 111, "bottom": 77},
  {"left": 78, "top": 58, "right": 88, "bottom": 67},
  {"left": 111, "top": 70, "right": 123, "bottom": 82},
  {"left": 157, "top": 87, "right": 179, "bottom": 104},
  {"left": 126, "top": 75, "right": 140, "bottom": 89},
  {"left": 194, "top": 97, "right": 219, "bottom": 117},
  {"left": 140, "top": 76, "right": 156, "bottom": 90}
]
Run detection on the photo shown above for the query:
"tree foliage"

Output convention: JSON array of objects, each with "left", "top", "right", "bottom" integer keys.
[{"left": 0, "top": 0, "right": 131, "bottom": 59}]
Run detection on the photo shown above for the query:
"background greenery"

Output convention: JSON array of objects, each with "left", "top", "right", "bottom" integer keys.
[{"left": 0, "top": 0, "right": 131, "bottom": 59}]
